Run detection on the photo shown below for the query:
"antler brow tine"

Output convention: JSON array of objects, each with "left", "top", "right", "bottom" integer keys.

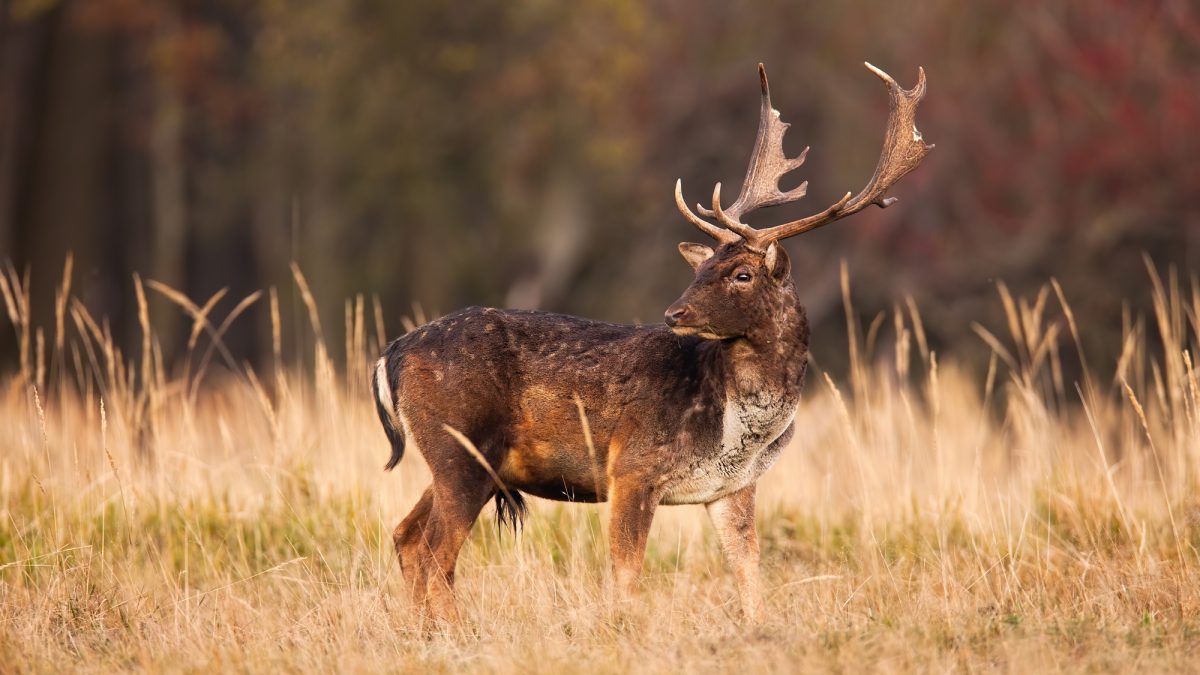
[{"left": 674, "top": 179, "right": 739, "bottom": 244}]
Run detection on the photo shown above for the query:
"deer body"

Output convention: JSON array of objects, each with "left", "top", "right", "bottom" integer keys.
[
  {"left": 374, "top": 62, "right": 931, "bottom": 625},
  {"left": 375, "top": 300, "right": 807, "bottom": 507}
]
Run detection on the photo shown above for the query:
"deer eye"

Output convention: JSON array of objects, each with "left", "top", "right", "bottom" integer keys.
[{"left": 733, "top": 272, "right": 753, "bottom": 283}]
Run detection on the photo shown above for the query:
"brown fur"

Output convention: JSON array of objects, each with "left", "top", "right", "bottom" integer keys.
[
  {"left": 373, "top": 61, "right": 931, "bottom": 626},
  {"left": 375, "top": 240, "right": 807, "bottom": 623}
]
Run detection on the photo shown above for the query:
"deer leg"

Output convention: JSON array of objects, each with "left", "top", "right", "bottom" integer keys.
[
  {"left": 705, "top": 483, "right": 764, "bottom": 624},
  {"left": 420, "top": 475, "right": 492, "bottom": 624},
  {"left": 607, "top": 478, "right": 660, "bottom": 602},
  {"left": 393, "top": 486, "right": 435, "bottom": 611}
]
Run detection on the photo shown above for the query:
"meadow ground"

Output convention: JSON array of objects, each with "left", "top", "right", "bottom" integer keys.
[{"left": 2, "top": 260, "right": 1199, "bottom": 673}]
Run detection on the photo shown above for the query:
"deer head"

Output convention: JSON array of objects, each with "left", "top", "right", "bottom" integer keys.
[{"left": 665, "top": 62, "right": 933, "bottom": 340}]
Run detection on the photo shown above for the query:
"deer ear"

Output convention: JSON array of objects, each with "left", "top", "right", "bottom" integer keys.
[
  {"left": 678, "top": 242, "right": 714, "bottom": 270},
  {"left": 765, "top": 242, "right": 790, "bottom": 278}
]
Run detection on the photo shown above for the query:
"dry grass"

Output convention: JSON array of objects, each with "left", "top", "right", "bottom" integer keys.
[{"left": 2, "top": 257, "right": 1199, "bottom": 673}]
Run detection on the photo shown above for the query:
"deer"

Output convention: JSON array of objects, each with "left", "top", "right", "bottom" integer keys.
[{"left": 372, "top": 61, "right": 932, "bottom": 624}]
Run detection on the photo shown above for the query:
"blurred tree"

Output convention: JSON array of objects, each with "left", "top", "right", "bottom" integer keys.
[{"left": 1, "top": 0, "right": 1198, "bottom": 378}]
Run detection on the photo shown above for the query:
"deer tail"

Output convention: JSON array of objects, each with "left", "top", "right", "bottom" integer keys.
[{"left": 372, "top": 355, "right": 406, "bottom": 471}]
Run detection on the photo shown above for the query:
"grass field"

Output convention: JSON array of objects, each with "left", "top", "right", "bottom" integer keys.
[{"left": 2, "top": 259, "right": 1199, "bottom": 673}]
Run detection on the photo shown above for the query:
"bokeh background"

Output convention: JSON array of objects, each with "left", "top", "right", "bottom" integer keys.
[{"left": 1, "top": 0, "right": 1198, "bottom": 375}]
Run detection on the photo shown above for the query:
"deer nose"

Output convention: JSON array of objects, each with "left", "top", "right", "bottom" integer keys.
[{"left": 664, "top": 305, "right": 690, "bottom": 327}]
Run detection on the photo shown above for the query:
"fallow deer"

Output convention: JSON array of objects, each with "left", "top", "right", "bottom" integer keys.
[{"left": 373, "top": 62, "right": 932, "bottom": 623}]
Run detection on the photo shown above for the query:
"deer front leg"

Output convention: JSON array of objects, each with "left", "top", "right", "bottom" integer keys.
[
  {"left": 607, "top": 477, "right": 660, "bottom": 601},
  {"left": 706, "top": 483, "right": 764, "bottom": 624}
]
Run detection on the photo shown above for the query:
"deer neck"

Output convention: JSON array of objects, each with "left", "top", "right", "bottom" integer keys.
[{"left": 716, "top": 296, "right": 808, "bottom": 397}]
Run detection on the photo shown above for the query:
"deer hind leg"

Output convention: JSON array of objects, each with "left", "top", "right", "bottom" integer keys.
[
  {"left": 393, "top": 486, "right": 435, "bottom": 611},
  {"left": 421, "top": 475, "right": 493, "bottom": 624},
  {"left": 393, "top": 477, "right": 492, "bottom": 624}
]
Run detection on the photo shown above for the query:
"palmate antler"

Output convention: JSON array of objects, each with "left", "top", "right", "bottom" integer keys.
[{"left": 676, "top": 62, "right": 933, "bottom": 251}]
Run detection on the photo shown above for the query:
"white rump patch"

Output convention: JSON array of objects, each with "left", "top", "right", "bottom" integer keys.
[{"left": 374, "top": 358, "right": 402, "bottom": 431}]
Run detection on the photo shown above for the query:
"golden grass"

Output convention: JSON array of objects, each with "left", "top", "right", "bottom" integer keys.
[{"left": 1, "top": 257, "right": 1199, "bottom": 673}]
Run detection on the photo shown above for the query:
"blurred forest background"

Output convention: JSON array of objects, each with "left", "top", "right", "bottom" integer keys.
[{"left": 1, "top": 0, "right": 1198, "bottom": 376}]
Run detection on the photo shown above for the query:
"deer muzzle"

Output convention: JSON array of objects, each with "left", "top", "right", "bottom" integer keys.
[{"left": 664, "top": 303, "right": 691, "bottom": 328}]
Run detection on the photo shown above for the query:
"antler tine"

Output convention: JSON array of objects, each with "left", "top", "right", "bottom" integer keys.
[
  {"left": 674, "top": 63, "right": 932, "bottom": 251},
  {"left": 709, "top": 183, "right": 759, "bottom": 240},
  {"left": 699, "top": 64, "right": 812, "bottom": 229},
  {"left": 674, "top": 179, "right": 740, "bottom": 244},
  {"left": 744, "top": 63, "right": 934, "bottom": 249}
]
